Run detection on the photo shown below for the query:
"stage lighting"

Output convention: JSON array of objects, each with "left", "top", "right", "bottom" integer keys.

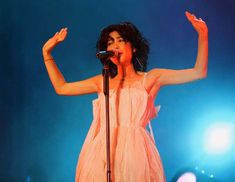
[
  {"left": 203, "top": 123, "right": 234, "bottom": 155},
  {"left": 176, "top": 172, "right": 196, "bottom": 182},
  {"left": 171, "top": 167, "right": 219, "bottom": 182}
]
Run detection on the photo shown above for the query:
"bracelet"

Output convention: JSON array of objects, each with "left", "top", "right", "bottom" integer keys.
[{"left": 44, "top": 58, "right": 54, "bottom": 62}]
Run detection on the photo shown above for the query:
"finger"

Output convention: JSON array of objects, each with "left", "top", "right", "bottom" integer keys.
[
  {"left": 185, "top": 11, "right": 198, "bottom": 22},
  {"left": 60, "top": 30, "right": 68, "bottom": 40},
  {"left": 59, "top": 28, "right": 66, "bottom": 34},
  {"left": 185, "top": 11, "right": 191, "bottom": 21},
  {"left": 61, "top": 27, "right": 67, "bottom": 31},
  {"left": 185, "top": 11, "right": 196, "bottom": 22},
  {"left": 59, "top": 29, "right": 64, "bottom": 34},
  {"left": 60, "top": 28, "right": 68, "bottom": 35},
  {"left": 61, "top": 28, "right": 68, "bottom": 36},
  {"left": 199, "top": 18, "right": 205, "bottom": 22},
  {"left": 185, "top": 11, "right": 193, "bottom": 17},
  {"left": 53, "top": 32, "right": 59, "bottom": 37},
  {"left": 189, "top": 15, "right": 205, "bottom": 25},
  {"left": 191, "top": 14, "right": 196, "bottom": 19},
  {"left": 192, "top": 18, "right": 202, "bottom": 23}
]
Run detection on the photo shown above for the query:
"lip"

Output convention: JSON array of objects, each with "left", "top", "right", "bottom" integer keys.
[
  {"left": 113, "top": 51, "right": 122, "bottom": 57},
  {"left": 117, "top": 52, "right": 122, "bottom": 58}
]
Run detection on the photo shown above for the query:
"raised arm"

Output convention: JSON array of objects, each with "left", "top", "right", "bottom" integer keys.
[
  {"left": 149, "top": 11, "right": 208, "bottom": 86},
  {"left": 42, "top": 28, "right": 100, "bottom": 96}
]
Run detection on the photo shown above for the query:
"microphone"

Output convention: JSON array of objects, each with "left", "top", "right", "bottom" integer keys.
[{"left": 96, "top": 51, "right": 114, "bottom": 59}]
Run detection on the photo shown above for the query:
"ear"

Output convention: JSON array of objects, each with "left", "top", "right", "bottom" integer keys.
[{"left": 133, "top": 48, "right": 136, "bottom": 53}]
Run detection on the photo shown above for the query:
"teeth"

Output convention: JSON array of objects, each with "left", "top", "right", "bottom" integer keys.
[
  {"left": 111, "top": 50, "right": 122, "bottom": 58},
  {"left": 114, "top": 52, "right": 121, "bottom": 57}
]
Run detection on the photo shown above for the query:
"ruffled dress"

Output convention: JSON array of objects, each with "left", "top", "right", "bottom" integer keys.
[{"left": 75, "top": 75, "right": 165, "bottom": 182}]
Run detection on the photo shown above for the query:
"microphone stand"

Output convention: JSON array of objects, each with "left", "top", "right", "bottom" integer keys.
[{"left": 103, "top": 58, "right": 112, "bottom": 182}]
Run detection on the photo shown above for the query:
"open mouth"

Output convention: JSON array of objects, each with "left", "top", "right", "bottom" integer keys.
[{"left": 117, "top": 52, "right": 122, "bottom": 58}]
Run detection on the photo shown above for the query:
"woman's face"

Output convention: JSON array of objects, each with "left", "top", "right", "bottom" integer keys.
[{"left": 106, "top": 31, "right": 134, "bottom": 66}]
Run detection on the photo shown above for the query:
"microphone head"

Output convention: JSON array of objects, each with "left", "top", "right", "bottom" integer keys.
[{"left": 96, "top": 51, "right": 114, "bottom": 59}]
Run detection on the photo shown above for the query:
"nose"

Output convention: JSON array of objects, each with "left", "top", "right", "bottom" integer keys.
[
  {"left": 109, "top": 42, "right": 120, "bottom": 55},
  {"left": 114, "top": 41, "right": 120, "bottom": 49}
]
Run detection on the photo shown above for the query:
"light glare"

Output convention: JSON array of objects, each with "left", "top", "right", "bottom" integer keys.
[
  {"left": 204, "top": 123, "right": 234, "bottom": 154},
  {"left": 176, "top": 172, "right": 196, "bottom": 182}
]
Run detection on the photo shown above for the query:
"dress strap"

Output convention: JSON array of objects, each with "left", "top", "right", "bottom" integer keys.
[
  {"left": 142, "top": 72, "right": 147, "bottom": 87},
  {"left": 148, "top": 105, "right": 161, "bottom": 143},
  {"left": 148, "top": 122, "right": 155, "bottom": 143}
]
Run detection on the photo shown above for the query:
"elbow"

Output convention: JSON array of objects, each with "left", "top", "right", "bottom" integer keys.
[
  {"left": 55, "top": 87, "right": 63, "bottom": 95},
  {"left": 197, "top": 69, "right": 207, "bottom": 79},
  {"left": 194, "top": 68, "right": 207, "bottom": 80},
  {"left": 54, "top": 84, "right": 66, "bottom": 96},
  {"left": 201, "top": 71, "right": 207, "bottom": 79}
]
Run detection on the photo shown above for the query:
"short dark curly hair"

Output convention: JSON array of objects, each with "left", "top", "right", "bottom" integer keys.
[{"left": 96, "top": 22, "right": 150, "bottom": 78}]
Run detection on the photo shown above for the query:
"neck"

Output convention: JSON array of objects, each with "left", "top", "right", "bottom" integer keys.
[{"left": 115, "top": 63, "right": 137, "bottom": 80}]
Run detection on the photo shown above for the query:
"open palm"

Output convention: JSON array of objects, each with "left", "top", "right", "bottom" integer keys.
[
  {"left": 43, "top": 28, "right": 68, "bottom": 53},
  {"left": 185, "top": 11, "right": 208, "bottom": 37}
]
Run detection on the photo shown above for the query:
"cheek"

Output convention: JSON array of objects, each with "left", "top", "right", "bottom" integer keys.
[
  {"left": 106, "top": 46, "right": 111, "bottom": 51},
  {"left": 106, "top": 43, "right": 115, "bottom": 51},
  {"left": 123, "top": 46, "right": 133, "bottom": 59},
  {"left": 126, "top": 50, "right": 133, "bottom": 60}
]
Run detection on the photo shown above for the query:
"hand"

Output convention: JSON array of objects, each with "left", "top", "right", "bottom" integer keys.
[
  {"left": 185, "top": 11, "right": 208, "bottom": 37},
  {"left": 42, "top": 28, "right": 68, "bottom": 54}
]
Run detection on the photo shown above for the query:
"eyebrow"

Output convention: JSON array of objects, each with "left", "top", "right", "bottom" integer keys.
[
  {"left": 107, "top": 36, "right": 114, "bottom": 41},
  {"left": 108, "top": 36, "right": 123, "bottom": 41}
]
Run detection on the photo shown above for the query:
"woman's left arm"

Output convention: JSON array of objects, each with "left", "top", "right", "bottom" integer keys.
[{"left": 150, "top": 11, "right": 208, "bottom": 86}]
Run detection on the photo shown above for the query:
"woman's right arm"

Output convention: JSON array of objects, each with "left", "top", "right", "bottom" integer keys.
[{"left": 42, "top": 28, "right": 101, "bottom": 96}]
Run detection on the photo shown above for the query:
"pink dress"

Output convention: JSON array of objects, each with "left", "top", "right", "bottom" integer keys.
[{"left": 75, "top": 75, "right": 165, "bottom": 182}]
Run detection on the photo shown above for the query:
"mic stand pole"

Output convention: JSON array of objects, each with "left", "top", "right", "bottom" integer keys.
[{"left": 103, "top": 59, "right": 112, "bottom": 182}]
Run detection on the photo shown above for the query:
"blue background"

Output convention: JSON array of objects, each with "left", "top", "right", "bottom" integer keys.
[{"left": 1, "top": 0, "right": 235, "bottom": 181}]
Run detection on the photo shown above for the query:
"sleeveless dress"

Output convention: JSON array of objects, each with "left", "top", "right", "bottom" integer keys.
[{"left": 75, "top": 74, "right": 165, "bottom": 182}]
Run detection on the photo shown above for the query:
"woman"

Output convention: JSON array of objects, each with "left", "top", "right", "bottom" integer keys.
[{"left": 42, "top": 11, "right": 208, "bottom": 182}]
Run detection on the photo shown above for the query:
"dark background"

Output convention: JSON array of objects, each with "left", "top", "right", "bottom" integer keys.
[{"left": 1, "top": 0, "right": 235, "bottom": 181}]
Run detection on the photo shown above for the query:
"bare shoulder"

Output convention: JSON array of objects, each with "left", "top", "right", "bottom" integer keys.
[
  {"left": 147, "top": 68, "right": 166, "bottom": 76},
  {"left": 142, "top": 69, "right": 162, "bottom": 82},
  {"left": 136, "top": 69, "right": 163, "bottom": 94},
  {"left": 136, "top": 69, "right": 162, "bottom": 82},
  {"left": 136, "top": 71, "right": 146, "bottom": 76}
]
